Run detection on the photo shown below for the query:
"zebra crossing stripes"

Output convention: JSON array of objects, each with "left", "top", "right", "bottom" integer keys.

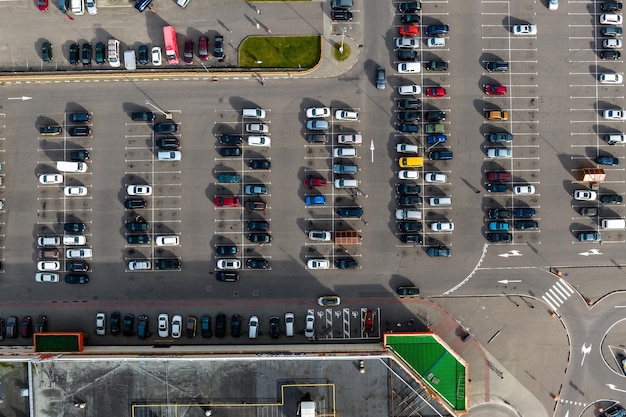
[{"left": 542, "top": 278, "right": 575, "bottom": 311}]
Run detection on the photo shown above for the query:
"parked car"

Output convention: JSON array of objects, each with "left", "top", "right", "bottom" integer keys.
[
  {"left": 230, "top": 314, "right": 241, "bottom": 337},
  {"left": 198, "top": 36, "right": 209, "bottom": 60},
  {"left": 427, "top": 246, "right": 451, "bottom": 257}
]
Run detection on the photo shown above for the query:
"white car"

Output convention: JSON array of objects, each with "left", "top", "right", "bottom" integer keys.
[
  {"left": 157, "top": 150, "right": 182, "bottom": 161},
  {"left": 217, "top": 259, "right": 241, "bottom": 270},
  {"left": 158, "top": 313, "right": 169, "bottom": 338},
  {"left": 35, "top": 273, "right": 59, "bottom": 283},
  {"left": 248, "top": 316, "right": 259, "bottom": 339},
  {"left": 248, "top": 136, "right": 271, "bottom": 147},
  {"left": 128, "top": 260, "right": 151, "bottom": 270},
  {"left": 86, "top": 0, "right": 97, "bottom": 14},
  {"left": 308, "top": 230, "right": 332, "bottom": 241},
  {"left": 431, "top": 221, "right": 454, "bottom": 232},
  {"left": 306, "top": 107, "right": 331, "bottom": 118},
  {"left": 64, "top": 186, "right": 87, "bottom": 196},
  {"left": 398, "top": 84, "right": 421, "bottom": 95},
  {"left": 425, "top": 172, "right": 447, "bottom": 183},
  {"left": 548, "top": 0, "right": 558, "bottom": 10},
  {"left": 37, "top": 261, "right": 60, "bottom": 271},
  {"left": 513, "top": 24, "right": 538, "bottom": 35},
  {"left": 171, "top": 315, "right": 182, "bottom": 338},
  {"left": 155, "top": 235, "right": 180, "bottom": 246},
  {"left": 307, "top": 259, "right": 330, "bottom": 269},
  {"left": 398, "top": 62, "right": 421, "bottom": 73},
  {"left": 337, "top": 134, "right": 363, "bottom": 144},
  {"left": 245, "top": 123, "right": 269, "bottom": 133},
  {"left": 335, "top": 110, "right": 359, "bottom": 121},
  {"left": 514, "top": 185, "right": 536, "bottom": 195},
  {"left": 600, "top": 73, "right": 623, "bottom": 84},
  {"left": 486, "top": 148, "right": 512, "bottom": 158},
  {"left": 96, "top": 313, "right": 106, "bottom": 336},
  {"left": 151, "top": 46, "right": 162, "bottom": 66},
  {"left": 63, "top": 235, "right": 86, "bottom": 246},
  {"left": 604, "top": 38, "right": 623, "bottom": 48},
  {"left": 396, "top": 143, "right": 419, "bottom": 153},
  {"left": 574, "top": 190, "right": 598, "bottom": 201},
  {"left": 427, "top": 37, "right": 446, "bottom": 48},
  {"left": 600, "top": 14, "right": 623, "bottom": 25},
  {"left": 395, "top": 37, "right": 420, "bottom": 49},
  {"left": 304, "top": 313, "right": 315, "bottom": 338},
  {"left": 603, "top": 109, "right": 626, "bottom": 120},
  {"left": 127, "top": 185, "right": 152, "bottom": 196},
  {"left": 66, "top": 248, "right": 92, "bottom": 259},
  {"left": 39, "top": 174, "right": 63, "bottom": 184},
  {"left": 398, "top": 170, "right": 419, "bottom": 180},
  {"left": 284, "top": 312, "right": 295, "bottom": 337}
]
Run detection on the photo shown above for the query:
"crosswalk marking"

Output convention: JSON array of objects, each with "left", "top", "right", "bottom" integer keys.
[{"left": 542, "top": 279, "right": 575, "bottom": 311}]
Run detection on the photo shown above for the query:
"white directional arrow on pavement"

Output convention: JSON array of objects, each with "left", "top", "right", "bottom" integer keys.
[
  {"left": 579, "top": 249, "right": 602, "bottom": 256},
  {"left": 370, "top": 140, "right": 375, "bottom": 163},
  {"left": 7, "top": 96, "right": 32, "bottom": 101},
  {"left": 581, "top": 343, "right": 591, "bottom": 366},
  {"left": 607, "top": 383, "right": 626, "bottom": 393},
  {"left": 498, "top": 280, "right": 522, "bottom": 284},
  {"left": 498, "top": 250, "right": 523, "bottom": 258}
]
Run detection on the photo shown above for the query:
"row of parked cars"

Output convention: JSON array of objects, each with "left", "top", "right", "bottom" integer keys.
[{"left": 0, "top": 316, "right": 47, "bottom": 339}]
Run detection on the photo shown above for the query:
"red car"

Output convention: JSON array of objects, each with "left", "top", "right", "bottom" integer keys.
[
  {"left": 214, "top": 196, "right": 239, "bottom": 207},
  {"left": 484, "top": 85, "right": 507, "bottom": 96},
  {"left": 399, "top": 25, "right": 419, "bottom": 37},
  {"left": 304, "top": 176, "right": 327, "bottom": 188},
  {"left": 198, "top": 36, "right": 209, "bottom": 61},
  {"left": 363, "top": 310, "right": 375, "bottom": 334},
  {"left": 425, "top": 87, "right": 447, "bottom": 98},
  {"left": 38, "top": 0, "right": 48, "bottom": 11},
  {"left": 20, "top": 316, "right": 32, "bottom": 338}
]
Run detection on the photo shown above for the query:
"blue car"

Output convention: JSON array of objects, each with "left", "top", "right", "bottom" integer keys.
[
  {"left": 427, "top": 135, "right": 447, "bottom": 145},
  {"left": 425, "top": 24, "right": 450, "bottom": 36},
  {"left": 427, "top": 246, "right": 451, "bottom": 257},
  {"left": 396, "top": 123, "right": 420, "bottom": 134},
  {"left": 489, "top": 221, "right": 509, "bottom": 231},
  {"left": 597, "top": 156, "right": 619, "bottom": 166},
  {"left": 306, "top": 120, "right": 329, "bottom": 131},
  {"left": 305, "top": 195, "right": 326, "bottom": 206},
  {"left": 134, "top": 0, "right": 153, "bottom": 12}
]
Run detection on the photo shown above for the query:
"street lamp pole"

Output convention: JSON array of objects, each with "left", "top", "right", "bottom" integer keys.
[
  {"left": 339, "top": 28, "right": 347, "bottom": 53},
  {"left": 145, "top": 100, "right": 173, "bottom": 120}
]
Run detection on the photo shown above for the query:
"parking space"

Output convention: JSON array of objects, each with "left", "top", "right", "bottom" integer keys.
[{"left": 310, "top": 307, "right": 380, "bottom": 340}]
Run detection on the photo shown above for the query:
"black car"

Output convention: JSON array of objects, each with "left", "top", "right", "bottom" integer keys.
[
  {"left": 425, "top": 60, "right": 448, "bottom": 71},
  {"left": 601, "top": 194, "right": 623, "bottom": 204},
  {"left": 600, "top": 50, "right": 621, "bottom": 59},
  {"left": 69, "top": 43, "right": 79, "bottom": 65},
  {"left": 154, "top": 123, "right": 179, "bottom": 133},
  {"left": 186, "top": 316, "right": 197, "bottom": 338},
  {"left": 398, "top": 221, "right": 421, "bottom": 232},
  {"left": 396, "top": 286, "right": 420, "bottom": 297},
  {"left": 401, "top": 13, "right": 420, "bottom": 24},
  {"left": 110, "top": 312, "right": 121, "bottom": 336},
  {"left": 338, "top": 207, "right": 363, "bottom": 218},
  {"left": 601, "top": 1, "right": 623, "bottom": 11},
  {"left": 138, "top": 44, "right": 149, "bottom": 64},
  {"left": 396, "top": 184, "right": 420, "bottom": 195},
  {"left": 514, "top": 220, "right": 539, "bottom": 230},
  {"left": 127, "top": 234, "right": 150, "bottom": 244},
  {"left": 397, "top": 99, "right": 422, "bottom": 110},
  {"left": 248, "top": 233, "right": 271, "bottom": 244},
  {"left": 396, "top": 123, "right": 420, "bottom": 134},
  {"left": 81, "top": 43, "right": 92, "bottom": 66},
  {"left": 247, "top": 220, "right": 270, "bottom": 231},
  {"left": 231, "top": 314, "right": 242, "bottom": 337},
  {"left": 335, "top": 258, "right": 358, "bottom": 269},
  {"left": 397, "top": 50, "right": 418, "bottom": 61},
  {"left": 126, "top": 222, "right": 148, "bottom": 232},
  {"left": 580, "top": 207, "right": 598, "bottom": 216},
  {"left": 425, "top": 111, "right": 446, "bottom": 122},
  {"left": 400, "top": 234, "right": 422, "bottom": 244},
  {"left": 425, "top": 24, "right": 449, "bottom": 36},
  {"left": 42, "top": 41, "right": 53, "bottom": 62},
  {"left": 70, "top": 150, "right": 90, "bottom": 161},
  {"left": 201, "top": 315, "right": 212, "bottom": 338},
  {"left": 216, "top": 271, "right": 239, "bottom": 282},
  {"left": 34, "top": 315, "right": 48, "bottom": 333},
  {"left": 602, "top": 26, "right": 623, "bottom": 37},
  {"left": 94, "top": 42, "right": 105, "bottom": 64},
  {"left": 64, "top": 222, "right": 85, "bottom": 232},
  {"left": 397, "top": 196, "right": 422, "bottom": 206},
  {"left": 122, "top": 313, "right": 134, "bottom": 336},
  {"left": 65, "top": 274, "right": 89, "bottom": 284},
  {"left": 66, "top": 261, "right": 89, "bottom": 272},
  {"left": 135, "top": 0, "right": 153, "bottom": 11},
  {"left": 68, "top": 126, "right": 91, "bottom": 137},
  {"left": 269, "top": 316, "right": 280, "bottom": 339},
  {"left": 215, "top": 313, "right": 227, "bottom": 338},
  {"left": 247, "top": 258, "right": 269, "bottom": 269},
  {"left": 486, "top": 183, "right": 507, "bottom": 193},
  {"left": 487, "top": 232, "right": 513, "bottom": 242},
  {"left": 39, "top": 125, "right": 62, "bottom": 135},
  {"left": 331, "top": 9, "right": 353, "bottom": 20},
  {"left": 513, "top": 208, "right": 536, "bottom": 218},
  {"left": 220, "top": 147, "right": 242, "bottom": 157},
  {"left": 215, "top": 245, "right": 237, "bottom": 255},
  {"left": 156, "top": 259, "right": 181, "bottom": 270},
  {"left": 398, "top": 1, "right": 421, "bottom": 13},
  {"left": 397, "top": 111, "right": 421, "bottom": 122},
  {"left": 219, "top": 134, "right": 243, "bottom": 144},
  {"left": 131, "top": 111, "right": 155, "bottom": 122},
  {"left": 214, "top": 35, "right": 224, "bottom": 61},
  {"left": 248, "top": 159, "right": 271, "bottom": 169},
  {"left": 124, "top": 198, "right": 146, "bottom": 209},
  {"left": 156, "top": 137, "right": 180, "bottom": 149},
  {"left": 0, "top": 318, "right": 5, "bottom": 341},
  {"left": 488, "top": 208, "right": 510, "bottom": 219},
  {"left": 137, "top": 315, "right": 149, "bottom": 339},
  {"left": 485, "top": 61, "right": 509, "bottom": 72}
]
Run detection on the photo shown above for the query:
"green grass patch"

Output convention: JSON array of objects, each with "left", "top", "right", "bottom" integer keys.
[
  {"left": 240, "top": 36, "right": 321, "bottom": 69},
  {"left": 332, "top": 43, "right": 351, "bottom": 61}
]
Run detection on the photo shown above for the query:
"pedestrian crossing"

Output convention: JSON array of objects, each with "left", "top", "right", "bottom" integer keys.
[{"left": 542, "top": 278, "right": 575, "bottom": 312}]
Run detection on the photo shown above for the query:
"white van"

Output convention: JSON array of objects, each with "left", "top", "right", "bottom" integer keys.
[
  {"left": 395, "top": 209, "right": 422, "bottom": 220},
  {"left": 338, "top": 134, "right": 363, "bottom": 144},
  {"left": 242, "top": 108, "right": 266, "bottom": 120},
  {"left": 429, "top": 196, "right": 452, "bottom": 206},
  {"left": 605, "top": 134, "right": 626, "bottom": 145},
  {"left": 124, "top": 49, "right": 136, "bottom": 71},
  {"left": 56, "top": 161, "right": 87, "bottom": 173},
  {"left": 601, "top": 218, "right": 626, "bottom": 229},
  {"left": 71, "top": 0, "right": 84, "bottom": 15},
  {"left": 333, "top": 148, "right": 357, "bottom": 158},
  {"left": 107, "top": 39, "right": 120, "bottom": 68},
  {"left": 248, "top": 316, "right": 259, "bottom": 339},
  {"left": 334, "top": 178, "right": 359, "bottom": 188}
]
